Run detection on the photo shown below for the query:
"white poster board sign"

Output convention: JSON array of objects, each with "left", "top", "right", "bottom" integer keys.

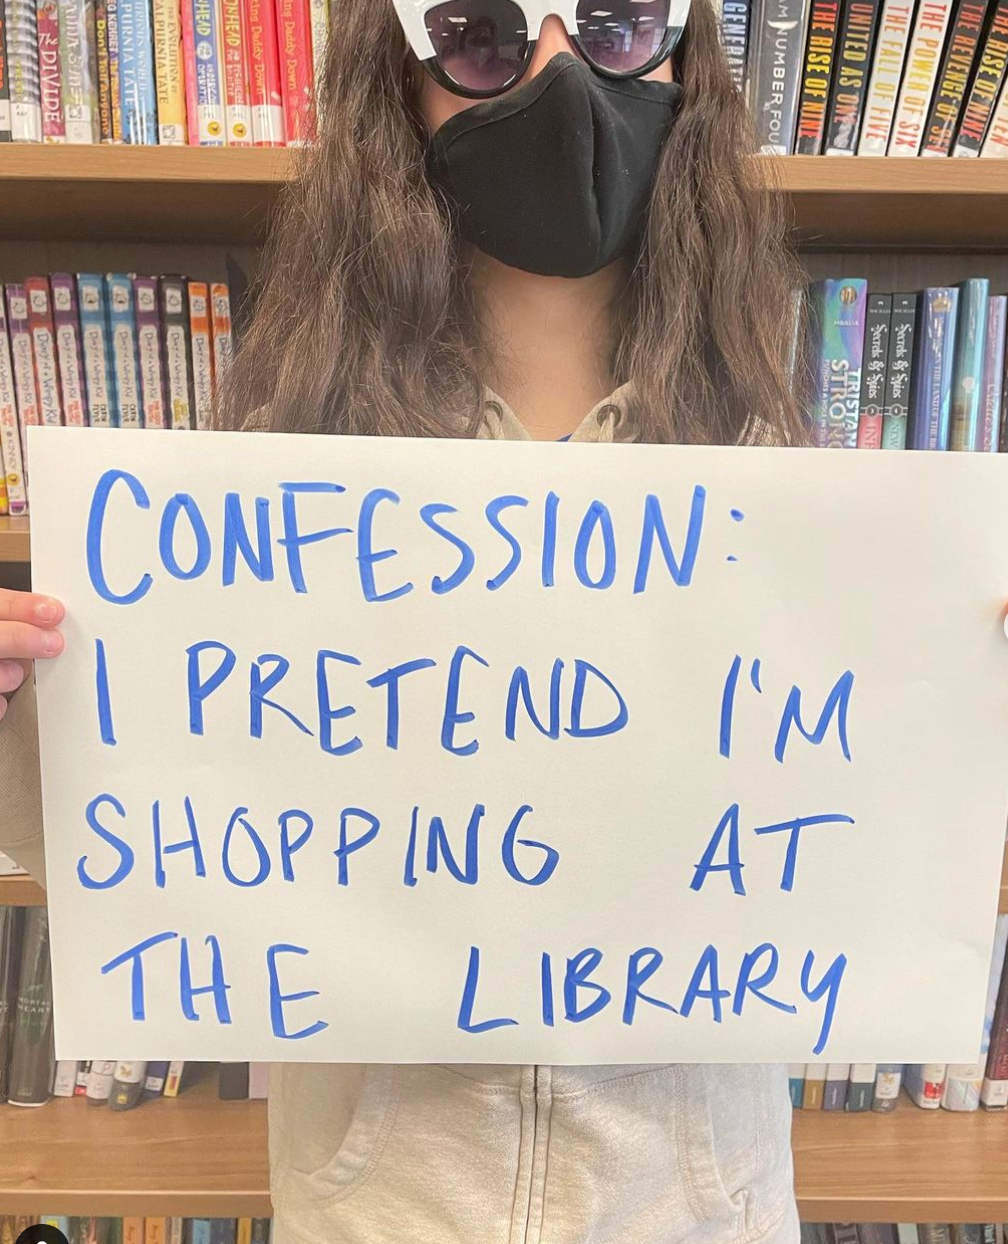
[{"left": 29, "top": 426, "right": 1008, "bottom": 1064}]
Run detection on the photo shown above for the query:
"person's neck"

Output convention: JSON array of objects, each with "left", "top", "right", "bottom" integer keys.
[{"left": 467, "top": 249, "right": 628, "bottom": 441}]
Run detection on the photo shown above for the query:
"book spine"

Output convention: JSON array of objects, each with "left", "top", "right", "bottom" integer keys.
[
  {"left": 6, "top": 0, "right": 42, "bottom": 140},
  {"left": 25, "top": 276, "right": 63, "bottom": 427},
  {"left": 106, "top": 272, "right": 141, "bottom": 427},
  {"left": 276, "top": 0, "right": 311, "bottom": 143},
  {"left": 823, "top": 1062, "right": 850, "bottom": 1109},
  {"left": 954, "top": 0, "right": 1008, "bottom": 151},
  {"left": 166, "top": 1221, "right": 185, "bottom": 1244},
  {"left": 36, "top": 0, "right": 64, "bottom": 139},
  {"left": 306, "top": 0, "right": 323, "bottom": 111},
  {"left": 145, "top": 1219, "right": 167, "bottom": 1244},
  {"left": 977, "top": 293, "right": 1006, "bottom": 450},
  {"left": 0, "top": 291, "right": 28, "bottom": 514},
  {"left": 0, "top": 907, "right": 25, "bottom": 1102},
  {"left": 247, "top": 1061, "right": 270, "bottom": 1098},
  {"left": 887, "top": 0, "right": 956, "bottom": 153},
  {"left": 85, "top": 1058, "right": 116, "bottom": 1103},
  {"left": 118, "top": 0, "right": 156, "bottom": 142},
  {"left": 794, "top": 0, "right": 843, "bottom": 152},
  {"left": 909, "top": 287, "right": 959, "bottom": 450},
  {"left": 846, "top": 1063, "right": 876, "bottom": 1110},
  {"left": 77, "top": 272, "right": 117, "bottom": 426},
  {"left": 980, "top": 68, "right": 1008, "bottom": 148},
  {"left": 160, "top": 274, "right": 193, "bottom": 428},
  {"left": 74, "top": 1059, "right": 91, "bottom": 1094},
  {"left": 209, "top": 1221, "right": 237, "bottom": 1244},
  {"left": 881, "top": 292, "right": 916, "bottom": 448},
  {"left": 142, "top": 1059, "right": 170, "bottom": 1097},
  {"left": 105, "top": 0, "right": 123, "bottom": 139},
  {"left": 903, "top": 1062, "right": 948, "bottom": 1107},
  {"left": 133, "top": 275, "right": 166, "bottom": 428},
  {"left": 94, "top": 0, "right": 111, "bottom": 138},
  {"left": 162, "top": 1059, "right": 185, "bottom": 1095},
  {"left": 809, "top": 277, "right": 868, "bottom": 448},
  {"left": 50, "top": 272, "right": 87, "bottom": 426},
  {"left": 152, "top": 0, "right": 186, "bottom": 142},
  {"left": 856, "top": 293, "right": 891, "bottom": 448},
  {"left": 58, "top": 0, "right": 99, "bottom": 140},
  {"left": 221, "top": 0, "right": 250, "bottom": 141},
  {"left": 188, "top": 280, "right": 213, "bottom": 428},
  {"left": 218, "top": 1061, "right": 250, "bottom": 1099},
  {"left": 210, "top": 280, "right": 232, "bottom": 396},
  {"left": 921, "top": 0, "right": 990, "bottom": 153},
  {"left": 982, "top": 914, "right": 1008, "bottom": 1106},
  {"left": 189, "top": 1223, "right": 212, "bottom": 1244},
  {"left": 243, "top": 0, "right": 281, "bottom": 141},
  {"left": 236, "top": 1222, "right": 252, "bottom": 1244},
  {"left": 824, "top": 0, "right": 883, "bottom": 151},
  {"left": 788, "top": 1062, "right": 805, "bottom": 1106},
  {"left": 123, "top": 1219, "right": 145, "bottom": 1244},
  {"left": 5, "top": 286, "right": 38, "bottom": 472},
  {"left": 248, "top": 1223, "right": 269, "bottom": 1244},
  {"left": 948, "top": 277, "right": 990, "bottom": 450},
  {"left": 0, "top": 0, "right": 12, "bottom": 139},
  {"left": 6, "top": 907, "right": 53, "bottom": 1107},
  {"left": 179, "top": 0, "right": 197, "bottom": 138},
  {"left": 109, "top": 1059, "right": 148, "bottom": 1109},
  {"left": 872, "top": 1063, "right": 904, "bottom": 1110},
  {"left": 191, "top": 0, "right": 224, "bottom": 142},
  {"left": 802, "top": 1062, "right": 826, "bottom": 1107},
  {"left": 720, "top": 0, "right": 752, "bottom": 90},
  {"left": 53, "top": 1059, "right": 79, "bottom": 1097}
]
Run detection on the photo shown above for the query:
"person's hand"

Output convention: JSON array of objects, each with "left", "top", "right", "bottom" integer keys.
[{"left": 0, "top": 589, "right": 64, "bottom": 723}]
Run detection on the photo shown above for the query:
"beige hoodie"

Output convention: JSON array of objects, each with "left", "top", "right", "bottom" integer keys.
[{"left": 0, "top": 391, "right": 799, "bottom": 1244}]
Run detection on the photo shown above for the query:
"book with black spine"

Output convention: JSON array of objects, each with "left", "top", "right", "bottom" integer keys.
[
  {"left": 824, "top": 0, "right": 884, "bottom": 149},
  {"left": 856, "top": 293, "right": 892, "bottom": 448},
  {"left": 921, "top": 0, "right": 992, "bottom": 152},
  {"left": 953, "top": 0, "right": 1008, "bottom": 152},
  {"left": 888, "top": 0, "right": 958, "bottom": 152},
  {"left": 6, "top": 905, "right": 54, "bottom": 1107},
  {"left": 750, "top": 0, "right": 812, "bottom": 150},
  {"left": 794, "top": 0, "right": 844, "bottom": 151},
  {"left": 881, "top": 293, "right": 917, "bottom": 449},
  {"left": 720, "top": 0, "right": 753, "bottom": 90},
  {"left": 0, "top": 905, "right": 24, "bottom": 1102}
]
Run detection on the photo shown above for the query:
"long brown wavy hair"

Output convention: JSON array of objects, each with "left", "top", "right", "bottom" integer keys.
[{"left": 218, "top": 0, "right": 808, "bottom": 445}]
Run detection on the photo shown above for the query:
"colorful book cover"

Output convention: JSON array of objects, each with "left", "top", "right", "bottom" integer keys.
[
  {"left": 58, "top": 0, "right": 99, "bottom": 140},
  {"left": 51, "top": 272, "right": 87, "bottom": 426},
  {"left": 152, "top": 0, "right": 186, "bottom": 142},
  {"left": 118, "top": 0, "right": 156, "bottom": 141},
  {"left": 94, "top": 0, "right": 112, "bottom": 139},
  {"left": 794, "top": 0, "right": 843, "bottom": 152},
  {"left": 908, "top": 286, "right": 958, "bottom": 450},
  {"left": 36, "top": 0, "right": 65, "bottom": 140},
  {"left": 856, "top": 293, "right": 890, "bottom": 448},
  {"left": 720, "top": 0, "right": 752, "bottom": 91},
  {"left": 887, "top": 0, "right": 956, "bottom": 153},
  {"left": 871, "top": 1063, "right": 903, "bottom": 1110},
  {"left": 77, "top": 272, "right": 116, "bottom": 426},
  {"left": 802, "top": 1062, "right": 826, "bottom": 1107},
  {"left": 6, "top": 907, "right": 54, "bottom": 1107},
  {"left": 276, "top": 0, "right": 312, "bottom": 143},
  {"left": 307, "top": 0, "right": 325, "bottom": 111},
  {"left": 244, "top": 0, "right": 282, "bottom": 142},
  {"left": 221, "top": 0, "right": 250, "bottom": 142},
  {"left": 944, "top": 914, "right": 1008, "bottom": 1110},
  {"left": 190, "top": 0, "right": 224, "bottom": 142},
  {"left": 824, "top": 0, "right": 882, "bottom": 151},
  {"left": 954, "top": 0, "right": 1008, "bottom": 152},
  {"left": 750, "top": 0, "right": 811, "bottom": 151},
  {"left": 807, "top": 277, "right": 868, "bottom": 448},
  {"left": 881, "top": 292, "right": 916, "bottom": 448},
  {"left": 133, "top": 275, "right": 166, "bottom": 428},
  {"left": 160, "top": 275, "right": 193, "bottom": 428},
  {"left": 0, "top": 289, "right": 27, "bottom": 514},
  {"left": 980, "top": 68, "right": 1008, "bottom": 149},
  {"left": 948, "top": 277, "right": 989, "bottom": 451},
  {"left": 823, "top": 1062, "right": 850, "bottom": 1109},
  {"left": 189, "top": 280, "right": 213, "bottom": 429},
  {"left": 921, "top": 0, "right": 991, "bottom": 152},
  {"left": 180, "top": 0, "right": 198, "bottom": 140},
  {"left": 903, "top": 1062, "right": 948, "bottom": 1107},
  {"left": 106, "top": 272, "right": 141, "bottom": 428},
  {"left": 0, "top": 0, "right": 11, "bottom": 139},
  {"left": 25, "top": 275, "right": 63, "bottom": 427},
  {"left": 6, "top": 0, "right": 42, "bottom": 140},
  {"left": 105, "top": 0, "right": 123, "bottom": 140},
  {"left": 977, "top": 293, "right": 1006, "bottom": 451}
]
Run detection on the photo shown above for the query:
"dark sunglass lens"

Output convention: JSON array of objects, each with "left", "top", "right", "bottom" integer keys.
[
  {"left": 575, "top": 0, "right": 673, "bottom": 72},
  {"left": 425, "top": 0, "right": 530, "bottom": 93}
]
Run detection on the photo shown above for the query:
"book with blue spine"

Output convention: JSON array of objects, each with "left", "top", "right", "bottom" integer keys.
[
  {"left": 978, "top": 294, "right": 1006, "bottom": 452},
  {"left": 948, "top": 277, "right": 989, "bottom": 451},
  {"left": 808, "top": 277, "right": 868, "bottom": 447},
  {"left": 76, "top": 273, "right": 117, "bottom": 428},
  {"left": 209, "top": 1222, "right": 237, "bottom": 1244},
  {"left": 117, "top": 0, "right": 157, "bottom": 142},
  {"left": 106, "top": 273, "right": 141, "bottom": 428},
  {"left": 788, "top": 1063, "right": 804, "bottom": 1106},
  {"left": 908, "top": 286, "right": 959, "bottom": 450}
]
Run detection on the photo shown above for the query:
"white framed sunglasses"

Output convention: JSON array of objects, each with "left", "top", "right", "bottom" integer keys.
[{"left": 391, "top": 0, "right": 691, "bottom": 98}]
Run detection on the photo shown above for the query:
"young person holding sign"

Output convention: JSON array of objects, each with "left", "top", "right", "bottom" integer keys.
[{"left": 0, "top": 0, "right": 813, "bottom": 1239}]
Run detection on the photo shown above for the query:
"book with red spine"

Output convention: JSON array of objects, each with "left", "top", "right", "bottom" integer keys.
[
  {"left": 954, "top": 0, "right": 1008, "bottom": 153},
  {"left": 221, "top": 0, "right": 250, "bottom": 142},
  {"left": 25, "top": 276, "right": 62, "bottom": 427},
  {"left": 276, "top": 0, "right": 312, "bottom": 144},
  {"left": 244, "top": 0, "right": 282, "bottom": 143},
  {"left": 180, "top": 0, "right": 199, "bottom": 141},
  {"left": 35, "top": 0, "right": 64, "bottom": 140},
  {"left": 50, "top": 273, "right": 87, "bottom": 426},
  {"left": 0, "top": 288, "right": 27, "bottom": 514},
  {"left": 920, "top": 0, "right": 991, "bottom": 153}
]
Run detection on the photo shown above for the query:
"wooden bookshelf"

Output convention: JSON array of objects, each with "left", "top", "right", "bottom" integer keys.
[
  {"left": 0, "top": 516, "right": 30, "bottom": 564},
  {"left": 0, "top": 874, "right": 45, "bottom": 905},
  {"left": 0, "top": 1072, "right": 270, "bottom": 1216},
  {"left": 1, "top": 149, "right": 1008, "bottom": 248}
]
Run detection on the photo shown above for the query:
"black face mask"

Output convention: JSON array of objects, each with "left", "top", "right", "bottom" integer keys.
[{"left": 425, "top": 54, "right": 683, "bottom": 279}]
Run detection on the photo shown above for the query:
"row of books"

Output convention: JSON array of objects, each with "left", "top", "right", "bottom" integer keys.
[
  {"left": 0, "top": 272, "right": 234, "bottom": 516},
  {"left": 803, "top": 275, "right": 1008, "bottom": 450},
  {"left": 803, "top": 1227, "right": 1005, "bottom": 1244},
  {"left": 0, "top": 1219, "right": 273, "bottom": 1244},
  {"left": 0, "top": 0, "right": 327, "bottom": 143},
  {"left": 719, "top": 0, "right": 1008, "bottom": 156},
  {"left": 789, "top": 915, "right": 1008, "bottom": 1112}
]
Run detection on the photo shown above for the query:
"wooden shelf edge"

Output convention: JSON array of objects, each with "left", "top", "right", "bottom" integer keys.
[
  {"left": 0, "top": 874, "right": 46, "bottom": 906},
  {"left": 0, "top": 516, "right": 30, "bottom": 564}
]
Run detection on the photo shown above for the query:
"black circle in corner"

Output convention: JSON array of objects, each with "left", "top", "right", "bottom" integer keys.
[{"left": 17, "top": 1225, "right": 69, "bottom": 1244}]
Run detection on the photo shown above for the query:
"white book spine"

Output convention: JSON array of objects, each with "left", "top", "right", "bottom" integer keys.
[
  {"left": 112, "top": 320, "right": 141, "bottom": 428},
  {"left": 886, "top": 0, "right": 955, "bottom": 154},
  {"left": 857, "top": 0, "right": 916, "bottom": 153},
  {"left": 28, "top": 290, "right": 62, "bottom": 428},
  {"left": 52, "top": 1060, "right": 79, "bottom": 1096},
  {"left": 190, "top": 327, "right": 213, "bottom": 431},
  {"left": 0, "top": 299, "right": 28, "bottom": 514}
]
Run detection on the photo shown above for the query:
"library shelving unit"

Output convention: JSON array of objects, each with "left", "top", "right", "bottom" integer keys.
[{"left": 1, "top": 147, "right": 1008, "bottom": 1224}]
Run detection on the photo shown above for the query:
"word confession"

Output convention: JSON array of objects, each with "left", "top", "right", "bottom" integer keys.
[{"left": 28, "top": 426, "right": 1008, "bottom": 1063}]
